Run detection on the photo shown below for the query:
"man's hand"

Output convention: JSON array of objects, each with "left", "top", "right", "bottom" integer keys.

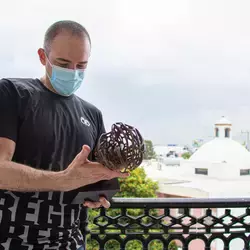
[
  {"left": 61, "top": 145, "right": 129, "bottom": 192},
  {"left": 83, "top": 196, "right": 110, "bottom": 209}
]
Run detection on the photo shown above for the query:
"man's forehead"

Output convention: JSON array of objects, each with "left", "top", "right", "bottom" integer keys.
[
  {"left": 51, "top": 34, "right": 90, "bottom": 50},
  {"left": 49, "top": 33, "right": 90, "bottom": 60}
]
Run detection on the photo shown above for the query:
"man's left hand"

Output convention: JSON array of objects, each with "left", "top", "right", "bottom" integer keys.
[{"left": 83, "top": 196, "right": 110, "bottom": 209}]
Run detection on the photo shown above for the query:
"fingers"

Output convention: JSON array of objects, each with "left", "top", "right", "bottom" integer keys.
[
  {"left": 76, "top": 145, "right": 91, "bottom": 163},
  {"left": 93, "top": 169, "right": 129, "bottom": 182},
  {"left": 83, "top": 197, "right": 111, "bottom": 209},
  {"left": 110, "top": 170, "right": 130, "bottom": 179},
  {"left": 85, "top": 162, "right": 129, "bottom": 179},
  {"left": 99, "top": 196, "right": 110, "bottom": 208},
  {"left": 83, "top": 201, "right": 101, "bottom": 208},
  {"left": 94, "top": 167, "right": 130, "bottom": 181}
]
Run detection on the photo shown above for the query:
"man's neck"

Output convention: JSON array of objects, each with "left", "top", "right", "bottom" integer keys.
[{"left": 40, "top": 76, "right": 57, "bottom": 94}]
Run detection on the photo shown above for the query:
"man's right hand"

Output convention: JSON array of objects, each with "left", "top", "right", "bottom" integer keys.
[{"left": 61, "top": 145, "right": 129, "bottom": 192}]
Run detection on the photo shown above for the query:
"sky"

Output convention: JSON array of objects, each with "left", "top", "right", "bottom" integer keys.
[{"left": 1, "top": 0, "right": 250, "bottom": 146}]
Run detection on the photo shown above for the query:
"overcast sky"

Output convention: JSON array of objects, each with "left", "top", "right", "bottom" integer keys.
[{"left": 1, "top": 0, "right": 250, "bottom": 145}]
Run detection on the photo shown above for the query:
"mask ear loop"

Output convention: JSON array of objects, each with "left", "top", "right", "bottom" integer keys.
[{"left": 44, "top": 52, "right": 55, "bottom": 82}]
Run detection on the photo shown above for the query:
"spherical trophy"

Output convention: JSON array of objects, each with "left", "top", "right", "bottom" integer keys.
[{"left": 95, "top": 122, "right": 145, "bottom": 172}]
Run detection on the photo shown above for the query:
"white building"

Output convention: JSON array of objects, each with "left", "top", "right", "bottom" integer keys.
[
  {"left": 143, "top": 116, "right": 250, "bottom": 250},
  {"left": 154, "top": 144, "right": 190, "bottom": 166},
  {"left": 154, "top": 144, "right": 190, "bottom": 157}
]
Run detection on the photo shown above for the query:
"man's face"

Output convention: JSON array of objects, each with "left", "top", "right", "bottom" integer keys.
[{"left": 38, "top": 31, "right": 91, "bottom": 78}]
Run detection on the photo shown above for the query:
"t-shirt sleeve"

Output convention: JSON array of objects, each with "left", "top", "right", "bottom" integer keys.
[
  {"left": 89, "top": 110, "right": 106, "bottom": 161},
  {"left": 0, "top": 79, "right": 18, "bottom": 142},
  {"left": 97, "top": 110, "right": 106, "bottom": 137}
]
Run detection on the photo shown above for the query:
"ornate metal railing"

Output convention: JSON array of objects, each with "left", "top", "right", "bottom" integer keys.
[{"left": 86, "top": 198, "right": 250, "bottom": 250}]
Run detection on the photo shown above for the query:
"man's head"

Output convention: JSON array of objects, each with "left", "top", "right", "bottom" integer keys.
[
  {"left": 38, "top": 20, "right": 91, "bottom": 95},
  {"left": 43, "top": 20, "right": 91, "bottom": 55}
]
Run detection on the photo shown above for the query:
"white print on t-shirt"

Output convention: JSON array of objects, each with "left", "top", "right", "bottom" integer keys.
[{"left": 80, "top": 117, "right": 90, "bottom": 127}]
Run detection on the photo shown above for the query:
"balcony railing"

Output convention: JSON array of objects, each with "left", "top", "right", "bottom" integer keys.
[{"left": 86, "top": 198, "right": 250, "bottom": 250}]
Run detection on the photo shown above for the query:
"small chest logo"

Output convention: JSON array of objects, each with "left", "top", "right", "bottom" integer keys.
[{"left": 80, "top": 117, "right": 90, "bottom": 127}]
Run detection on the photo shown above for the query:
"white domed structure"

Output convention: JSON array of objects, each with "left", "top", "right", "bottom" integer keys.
[
  {"left": 190, "top": 136, "right": 250, "bottom": 165},
  {"left": 186, "top": 116, "right": 250, "bottom": 179},
  {"left": 191, "top": 116, "right": 250, "bottom": 165}
]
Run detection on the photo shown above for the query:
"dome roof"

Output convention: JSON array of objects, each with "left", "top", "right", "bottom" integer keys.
[
  {"left": 215, "top": 116, "right": 232, "bottom": 126},
  {"left": 190, "top": 138, "right": 250, "bottom": 165}
]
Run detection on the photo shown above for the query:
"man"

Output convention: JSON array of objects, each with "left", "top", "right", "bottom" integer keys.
[{"left": 0, "top": 20, "right": 128, "bottom": 249}]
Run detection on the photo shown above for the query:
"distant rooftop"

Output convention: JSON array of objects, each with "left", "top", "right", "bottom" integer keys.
[{"left": 215, "top": 116, "right": 232, "bottom": 126}]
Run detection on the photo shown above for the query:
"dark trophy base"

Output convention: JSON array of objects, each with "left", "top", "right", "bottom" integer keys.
[{"left": 71, "top": 178, "right": 120, "bottom": 204}]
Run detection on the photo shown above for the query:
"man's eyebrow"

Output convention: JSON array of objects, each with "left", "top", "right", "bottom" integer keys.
[{"left": 56, "top": 58, "right": 88, "bottom": 64}]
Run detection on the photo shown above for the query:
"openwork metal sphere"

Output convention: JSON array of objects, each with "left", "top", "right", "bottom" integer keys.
[{"left": 95, "top": 122, "right": 145, "bottom": 172}]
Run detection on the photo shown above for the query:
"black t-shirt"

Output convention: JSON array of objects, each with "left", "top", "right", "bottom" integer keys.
[{"left": 0, "top": 78, "right": 106, "bottom": 249}]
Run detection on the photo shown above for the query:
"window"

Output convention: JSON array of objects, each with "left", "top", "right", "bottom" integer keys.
[
  {"left": 215, "top": 128, "right": 219, "bottom": 137},
  {"left": 195, "top": 168, "right": 208, "bottom": 175},
  {"left": 240, "top": 169, "right": 250, "bottom": 176},
  {"left": 225, "top": 128, "right": 230, "bottom": 138}
]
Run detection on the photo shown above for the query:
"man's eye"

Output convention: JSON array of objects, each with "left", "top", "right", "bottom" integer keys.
[
  {"left": 77, "top": 65, "right": 87, "bottom": 70},
  {"left": 58, "top": 63, "right": 68, "bottom": 68}
]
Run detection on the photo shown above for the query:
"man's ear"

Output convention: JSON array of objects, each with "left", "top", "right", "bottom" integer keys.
[{"left": 38, "top": 48, "right": 46, "bottom": 66}]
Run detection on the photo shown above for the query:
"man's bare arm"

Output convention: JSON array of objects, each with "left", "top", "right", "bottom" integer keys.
[
  {"left": 0, "top": 160, "right": 66, "bottom": 192},
  {"left": 0, "top": 138, "right": 129, "bottom": 193},
  {"left": 0, "top": 137, "right": 66, "bottom": 192}
]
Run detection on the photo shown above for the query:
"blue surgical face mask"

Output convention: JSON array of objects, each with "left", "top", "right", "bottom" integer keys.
[{"left": 46, "top": 58, "right": 85, "bottom": 96}]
